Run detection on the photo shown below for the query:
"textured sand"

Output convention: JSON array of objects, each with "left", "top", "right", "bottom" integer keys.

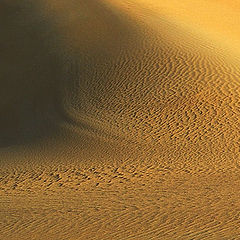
[{"left": 1, "top": 0, "right": 240, "bottom": 239}]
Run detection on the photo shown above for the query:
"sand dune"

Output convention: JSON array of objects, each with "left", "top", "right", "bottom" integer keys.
[{"left": 1, "top": 0, "right": 240, "bottom": 239}]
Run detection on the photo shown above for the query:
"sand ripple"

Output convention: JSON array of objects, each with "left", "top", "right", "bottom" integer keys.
[{"left": 1, "top": 0, "right": 240, "bottom": 239}]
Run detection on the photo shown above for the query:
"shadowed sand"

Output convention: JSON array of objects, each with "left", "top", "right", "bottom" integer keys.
[{"left": 1, "top": 0, "right": 240, "bottom": 239}]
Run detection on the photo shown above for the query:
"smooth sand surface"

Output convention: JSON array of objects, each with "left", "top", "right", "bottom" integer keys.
[{"left": 1, "top": 0, "right": 240, "bottom": 239}]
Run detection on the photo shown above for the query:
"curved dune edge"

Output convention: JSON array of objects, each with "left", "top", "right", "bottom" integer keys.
[
  {"left": 1, "top": 0, "right": 240, "bottom": 239},
  {"left": 107, "top": 0, "right": 240, "bottom": 55}
]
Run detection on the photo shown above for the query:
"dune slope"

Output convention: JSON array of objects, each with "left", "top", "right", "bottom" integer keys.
[{"left": 1, "top": 0, "right": 240, "bottom": 239}]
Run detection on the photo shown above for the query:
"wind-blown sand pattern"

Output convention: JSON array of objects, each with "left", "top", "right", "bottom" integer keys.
[{"left": 1, "top": 0, "right": 240, "bottom": 239}]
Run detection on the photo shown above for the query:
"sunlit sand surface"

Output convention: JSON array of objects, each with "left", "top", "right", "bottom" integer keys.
[{"left": 1, "top": 0, "right": 240, "bottom": 239}]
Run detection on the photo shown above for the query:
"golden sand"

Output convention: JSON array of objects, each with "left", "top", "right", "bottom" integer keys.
[{"left": 1, "top": 0, "right": 240, "bottom": 239}]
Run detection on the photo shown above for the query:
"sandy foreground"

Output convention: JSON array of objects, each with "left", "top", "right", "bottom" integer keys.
[{"left": 1, "top": 0, "right": 240, "bottom": 239}]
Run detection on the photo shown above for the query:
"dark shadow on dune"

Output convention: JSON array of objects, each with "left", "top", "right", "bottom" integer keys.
[
  {"left": 0, "top": 0, "right": 140, "bottom": 147},
  {"left": 0, "top": 1, "right": 64, "bottom": 147}
]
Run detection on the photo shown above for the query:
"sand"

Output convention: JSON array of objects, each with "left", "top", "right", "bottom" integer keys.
[{"left": 1, "top": 0, "right": 240, "bottom": 239}]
